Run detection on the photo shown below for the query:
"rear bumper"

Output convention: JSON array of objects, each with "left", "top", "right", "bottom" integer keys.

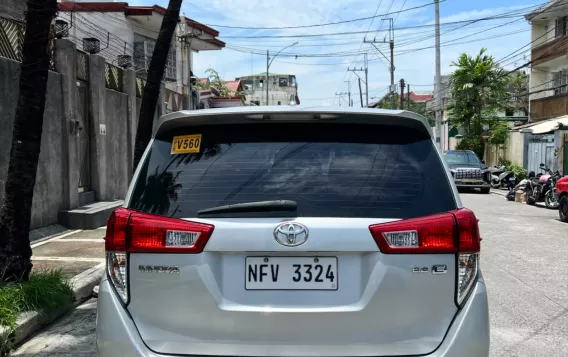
[
  {"left": 96, "top": 278, "right": 489, "bottom": 357},
  {"left": 454, "top": 181, "right": 491, "bottom": 189}
]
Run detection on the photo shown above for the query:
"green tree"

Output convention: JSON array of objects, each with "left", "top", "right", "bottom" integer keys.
[
  {"left": 374, "top": 93, "right": 435, "bottom": 126},
  {"left": 408, "top": 101, "right": 435, "bottom": 127},
  {"left": 448, "top": 48, "right": 509, "bottom": 158},
  {"left": 505, "top": 71, "right": 529, "bottom": 117},
  {"left": 132, "top": 0, "right": 182, "bottom": 173},
  {"left": 195, "top": 68, "right": 245, "bottom": 99},
  {"left": 0, "top": 0, "right": 58, "bottom": 283}
]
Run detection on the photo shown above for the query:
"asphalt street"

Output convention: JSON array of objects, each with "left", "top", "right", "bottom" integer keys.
[{"left": 12, "top": 192, "right": 568, "bottom": 357}]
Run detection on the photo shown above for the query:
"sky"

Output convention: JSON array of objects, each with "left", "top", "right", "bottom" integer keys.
[{"left": 130, "top": 0, "right": 538, "bottom": 106}]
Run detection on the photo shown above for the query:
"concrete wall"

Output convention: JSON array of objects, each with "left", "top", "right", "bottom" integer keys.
[
  {"left": 505, "top": 131, "right": 526, "bottom": 167},
  {"left": 104, "top": 89, "right": 130, "bottom": 199},
  {"left": 0, "top": 57, "right": 65, "bottom": 229},
  {"left": 0, "top": 0, "right": 26, "bottom": 20},
  {"left": 0, "top": 38, "right": 171, "bottom": 230}
]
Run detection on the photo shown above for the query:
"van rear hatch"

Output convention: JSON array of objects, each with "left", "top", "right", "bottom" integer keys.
[{"left": 106, "top": 113, "right": 479, "bottom": 356}]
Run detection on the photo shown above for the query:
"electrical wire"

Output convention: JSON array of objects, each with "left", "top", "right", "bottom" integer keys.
[{"left": 203, "top": 0, "right": 445, "bottom": 30}]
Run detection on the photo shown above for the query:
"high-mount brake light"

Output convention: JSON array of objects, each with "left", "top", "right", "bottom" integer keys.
[
  {"left": 369, "top": 209, "right": 481, "bottom": 306},
  {"left": 104, "top": 208, "right": 215, "bottom": 304}
]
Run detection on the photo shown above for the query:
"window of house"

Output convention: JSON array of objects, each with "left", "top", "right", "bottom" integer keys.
[
  {"left": 289, "top": 76, "right": 297, "bottom": 87},
  {"left": 556, "top": 16, "right": 567, "bottom": 38},
  {"left": 552, "top": 69, "right": 568, "bottom": 95},
  {"left": 133, "top": 34, "right": 176, "bottom": 81},
  {"left": 505, "top": 108, "right": 514, "bottom": 117},
  {"left": 279, "top": 77, "right": 288, "bottom": 87},
  {"left": 278, "top": 101, "right": 281, "bottom": 105},
  {"left": 244, "top": 80, "right": 253, "bottom": 91},
  {"left": 259, "top": 80, "right": 264, "bottom": 88}
]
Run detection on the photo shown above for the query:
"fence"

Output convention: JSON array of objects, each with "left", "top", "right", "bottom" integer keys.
[
  {"left": 0, "top": 15, "right": 24, "bottom": 61},
  {"left": 105, "top": 62, "right": 123, "bottom": 92},
  {"left": 0, "top": 15, "right": 56, "bottom": 71},
  {"left": 76, "top": 50, "right": 89, "bottom": 81},
  {"left": 136, "top": 76, "right": 146, "bottom": 98}
]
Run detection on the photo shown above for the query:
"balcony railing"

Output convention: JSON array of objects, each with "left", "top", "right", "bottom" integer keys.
[
  {"left": 532, "top": 35, "right": 568, "bottom": 66},
  {"left": 530, "top": 93, "right": 568, "bottom": 121}
]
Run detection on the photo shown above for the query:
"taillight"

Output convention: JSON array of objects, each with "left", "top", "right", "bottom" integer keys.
[
  {"left": 369, "top": 213, "right": 456, "bottom": 254},
  {"left": 104, "top": 208, "right": 215, "bottom": 304},
  {"left": 369, "top": 208, "right": 481, "bottom": 307},
  {"left": 129, "top": 211, "right": 214, "bottom": 253}
]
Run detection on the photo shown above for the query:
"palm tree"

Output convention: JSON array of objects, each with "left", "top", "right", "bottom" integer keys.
[
  {"left": 448, "top": 48, "right": 507, "bottom": 135},
  {"left": 448, "top": 48, "right": 508, "bottom": 158},
  {"left": 0, "top": 0, "right": 58, "bottom": 283},
  {"left": 132, "top": 0, "right": 183, "bottom": 173}
]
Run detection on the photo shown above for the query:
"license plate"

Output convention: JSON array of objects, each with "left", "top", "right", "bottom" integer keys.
[{"left": 245, "top": 257, "right": 338, "bottom": 290}]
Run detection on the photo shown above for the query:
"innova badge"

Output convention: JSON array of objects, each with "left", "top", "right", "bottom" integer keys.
[{"left": 274, "top": 222, "right": 309, "bottom": 247}]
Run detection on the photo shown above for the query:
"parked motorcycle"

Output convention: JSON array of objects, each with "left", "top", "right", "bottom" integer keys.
[
  {"left": 524, "top": 164, "right": 563, "bottom": 209},
  {"left": 490, "top": 165, "right": 515, "bottom": 189}
]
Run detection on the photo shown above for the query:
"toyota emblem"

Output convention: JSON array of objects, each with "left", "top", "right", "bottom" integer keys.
[{"left": 274, "top": 222, "right": 309, "bottom": 247}]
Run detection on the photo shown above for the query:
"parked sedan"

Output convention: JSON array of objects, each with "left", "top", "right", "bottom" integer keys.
[{"left": 443, "top": 150, "right": 491, "bottom": 194}]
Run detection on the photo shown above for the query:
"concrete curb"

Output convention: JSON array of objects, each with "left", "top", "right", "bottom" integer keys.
[{"left": 0, "top": 263, "right": 104, "bottom": 349}]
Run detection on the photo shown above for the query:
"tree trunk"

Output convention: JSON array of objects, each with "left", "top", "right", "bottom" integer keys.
[
  {"left": 0, "top": 0, "right": 58, "bottom": 283},
  {"left": 132, "top": 0, "right": 183, "bottom": 173}
]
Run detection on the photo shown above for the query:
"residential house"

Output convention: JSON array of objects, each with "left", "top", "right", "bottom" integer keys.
[
  {"left": 56, "top": 1, "right": 225, "bottom": 111},
  {"left": 525, "top": 1, "right": 568, "bottom": 123},
  {"left": 236, "top": 73, "right": 300, "bottom": 106},
  {"left": 196, "top": 79, "right": 246, "bottom": 109},
  {"left": 522, "top": 0, "right": 568, "bottom": 173},
  {"left": 404, "top": 91, "right": 433, "bottom": 103}
]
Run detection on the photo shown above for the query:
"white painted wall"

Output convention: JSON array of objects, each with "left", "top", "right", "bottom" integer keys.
[{"left": 57, "top": 11, "right": 192, "bottom": 96}]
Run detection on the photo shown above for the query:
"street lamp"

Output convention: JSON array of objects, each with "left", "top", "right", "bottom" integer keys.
[{"left": 266, "top": 42, "right": 298, "bottom": 105}]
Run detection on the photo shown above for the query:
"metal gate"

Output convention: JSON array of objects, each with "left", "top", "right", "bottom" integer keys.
[
  {"left": 77, "top": 81, "right": 91, "bottom": 192},
  {"left": 527, "top": 134, "right": 555, "bottom": 174}
]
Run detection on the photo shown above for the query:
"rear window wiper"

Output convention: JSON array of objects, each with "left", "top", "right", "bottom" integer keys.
[{"left": 197, "top": 200, "right": 297, "bottom": 216}]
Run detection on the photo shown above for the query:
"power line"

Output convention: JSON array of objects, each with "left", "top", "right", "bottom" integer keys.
[
  {"left": 218, "top": 4, "right": 550, "bottom": 39},
  {"left": 202, "top": 0, "right": 445, "bottom": 30},
  {"left": 335, "top": 0, "right": 386, "bottom": 105},
  {"left": 224, "top": 27, "right": 530, "bottom": 59}
]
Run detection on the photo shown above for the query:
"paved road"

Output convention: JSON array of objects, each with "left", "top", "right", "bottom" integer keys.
[
  {"left": 12, "top": 193, "right": 568, "bottom": 357},
  {"left": 461, "top": 192, "right": 568, "bottom": 357}
]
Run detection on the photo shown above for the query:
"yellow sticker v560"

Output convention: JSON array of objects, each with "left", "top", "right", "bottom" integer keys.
[{"left": 171, "top": 134, "right": 202, "bottom": 154}]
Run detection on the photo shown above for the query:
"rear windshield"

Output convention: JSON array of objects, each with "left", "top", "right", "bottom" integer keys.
[{"left": 129, "top": 123, "right": 456, "bottom": 219}]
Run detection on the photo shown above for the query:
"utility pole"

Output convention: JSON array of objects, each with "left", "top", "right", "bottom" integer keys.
[
  {"left": 179, "top": 31, "right": 202, "bottom": 110},
  {"left": 266, "top": 42, "right": 298, "bottom": 106},
  {"left": 348, "top": 66, "right": 367, "bottom": 107},
  {"left": 365, "top": 53, "right": 369, "bottom": 107},
  {"left": 345, "top": 80, "right": 351, "bottom": 107},
  {"left": 400, "top": 78, "right": 405, "bottom": 109},
  {"left": 434, "top": 0, "right": 442, "bottom": 149},
  {"left": 358, "top": 78, "right": 363, "bottom": 107},
  {"left": 407, "top": 84, "right": 410, "bottom": 110},
  {"left": 336, "top": 92, "right": 350, "bottom": 106},
  {"left": 364, "top": 18, "right": 395, "bottom": 109},
  {"left": 266, "top": 50, "right": 269, "bottom": 105}
]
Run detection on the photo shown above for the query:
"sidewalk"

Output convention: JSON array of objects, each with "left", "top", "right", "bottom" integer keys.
[{"left": 31, "top": 227, "right": 105, "bottom": 278}]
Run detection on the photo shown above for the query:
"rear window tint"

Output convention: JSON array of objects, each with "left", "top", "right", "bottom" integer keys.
[{"left": 129, "top": 123, "right": 456, "bottom": 219}]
